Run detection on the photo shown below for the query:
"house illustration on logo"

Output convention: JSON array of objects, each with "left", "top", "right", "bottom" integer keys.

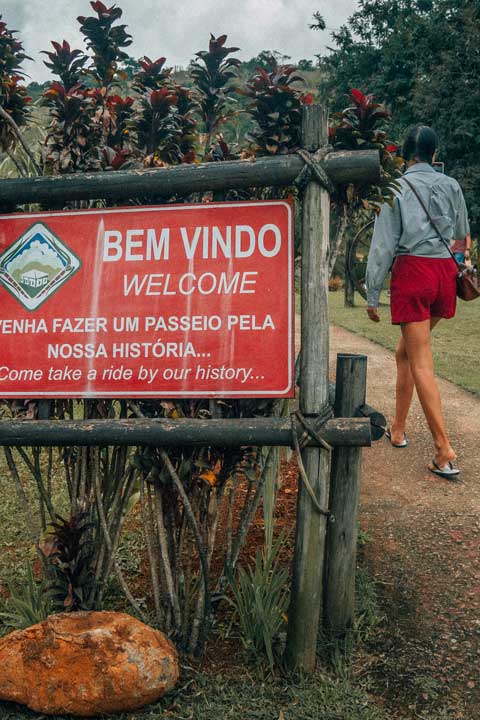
[
  {"left": 0, "top": 222, "right": 81, "bottom": 311},
  {"left": 21, "top": 269, "right": 49, "bottom": 289}
]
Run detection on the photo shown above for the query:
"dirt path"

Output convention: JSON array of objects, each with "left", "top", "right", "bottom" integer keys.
[{"left": 329, "top": 325, "right": 480, "bottom": 719}]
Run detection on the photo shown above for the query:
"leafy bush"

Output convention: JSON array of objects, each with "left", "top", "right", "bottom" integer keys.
[
  {"left": 329, "top": 88, "right": 403, "bottom": 211},
  {"left": 190, "top": 33, "right": 241, "bottom": 157},
  {"left": 245, "top": 59, "right": 309, "bottom": 156},
  {"left": 0, "top": 15, "right": 32, "bottom": 171},
  {"left": 77, "top": 0, "right": 132, "bottom": 88}
]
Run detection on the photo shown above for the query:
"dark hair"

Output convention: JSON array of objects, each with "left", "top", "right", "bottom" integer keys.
[{"left": 402, "top": 125, "right": 439, "bottom": 163}]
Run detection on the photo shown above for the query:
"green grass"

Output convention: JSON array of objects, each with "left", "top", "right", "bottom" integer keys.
[
  {"left": 328, "top": 290, "right": 480, "bottom": 396},
  {"left": 0, "top": 670, "right": 388, "bottom": 720}
]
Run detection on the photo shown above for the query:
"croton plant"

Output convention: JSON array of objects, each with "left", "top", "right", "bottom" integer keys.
[
  {"left": 329, "top": 88, "right": 403, "bottom": 210},
  {"left": 0, "top": 16, "right": 32, "bottom": 154}
]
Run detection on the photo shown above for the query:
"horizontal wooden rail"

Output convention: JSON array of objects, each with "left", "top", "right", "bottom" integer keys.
[
  {"left": 0, "top": 150, "right": 379, "bottom": 208},
  {"left": 0, "top": 416, "right": 371, "bottom": 448}
]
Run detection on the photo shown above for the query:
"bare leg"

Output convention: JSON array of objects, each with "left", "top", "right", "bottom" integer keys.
[
  {"left": 391, "top": 318, "right": 441, "bottom": 446},
  {"left": 390, "top": 334, "right": 414, "bottom": 445},
  {"left": 401, "top": 318, "right": 455, "bottom": 466}
]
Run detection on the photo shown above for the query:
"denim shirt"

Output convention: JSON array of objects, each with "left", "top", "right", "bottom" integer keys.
[{"left": 365, "top": 163, "right": 470, "bottom": 307}]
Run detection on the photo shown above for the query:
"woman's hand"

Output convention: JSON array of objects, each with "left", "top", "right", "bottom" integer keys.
[{"left": 367, "top": 306, "right": 380, "bottom": 323}]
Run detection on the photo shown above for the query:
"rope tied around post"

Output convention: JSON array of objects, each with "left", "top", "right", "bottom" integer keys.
[
  {"left": 290, "top": 410, "right": 334, "bottom": 521},
  {"left": 295, "top": 408, "right": 333, "bottom": 452},
  {"left": 294, "top": 147, "right": 335, "bottom": 195}
]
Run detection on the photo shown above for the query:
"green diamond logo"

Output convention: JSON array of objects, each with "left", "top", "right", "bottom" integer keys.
[{"left": 0, "top": 222, "right": 80, "bottom": 311}]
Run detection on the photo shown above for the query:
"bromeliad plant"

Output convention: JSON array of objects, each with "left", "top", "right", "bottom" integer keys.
[
  {"left": 46, "top": 511, "right": 97, "bottom": 612},
  {"left": 0, "top": 565, "right": 52, "bottom": 630},
  {"left": 228, "top": 533, "right": 290, "bottom": 668}
]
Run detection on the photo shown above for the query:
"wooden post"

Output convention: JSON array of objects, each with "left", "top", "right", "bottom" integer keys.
[
  {"left": 344, "top": 235, "right": 355, "bottom": 307},
  {"left": 285, "top": 105, "right": 331, "bottom": 672},
  {"left": 324, "top": 353, "right": 367, "bottom": 637}
]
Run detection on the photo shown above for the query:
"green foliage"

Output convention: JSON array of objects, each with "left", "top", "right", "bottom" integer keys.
[
  {"left": 228, "top": 534, "right": 289, "bottom": 668},
  {"left": 328, "top": 290, "right": 480, "bottom": 396},
  {"left": 0, "top": 565, "right": 51, "bottom": 630},
  {"left": 297, "top": 58, "right": 315, "bottom": 71},
  {"left": 316, "top": 0, "right": 480, "bottom": 234},
  {"left": 310, "top": 11, "right": 326, "bottom": 31},
  {"left": 0, "top": 669, "right": 391, "bottom": 720},
  {"left": 242, "top": 49, "right": 292, "bottom": 75},
  {"left": 354, "top": 566, "right": 384, "bottom": 643}
]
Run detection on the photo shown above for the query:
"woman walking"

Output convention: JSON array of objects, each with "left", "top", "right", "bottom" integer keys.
[{"left": 365, "top": 126, "right": 470, "bottom": 478}]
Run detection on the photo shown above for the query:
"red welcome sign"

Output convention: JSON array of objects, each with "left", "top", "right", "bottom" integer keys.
[{"left": 0, "top": 201, "right": 293, "bottom": 398}]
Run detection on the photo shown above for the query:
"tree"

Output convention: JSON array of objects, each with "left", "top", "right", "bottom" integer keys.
[
  {"left": 314, "top": 0, "right": 480, "bottom": 234},
  {"left": 309, "top": 11, "right": 326, "bottom": 31}
]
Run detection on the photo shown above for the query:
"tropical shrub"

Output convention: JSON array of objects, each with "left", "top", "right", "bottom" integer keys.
[
  {"left": 245, "top": 59, "right": 310, "bottom": 156},
  {"left": 0, "top": 16, "right": 34, "bottom": 174},
  {"left": 329, "top": 88, "right": 403, "bottom": 210},
  {"left": 190, "top": 33, "right": 241, "bottom": 158}
]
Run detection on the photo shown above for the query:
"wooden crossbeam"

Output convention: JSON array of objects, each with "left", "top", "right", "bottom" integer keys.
[
  {"left": 0, "top": 416, "right": 370, "bottom": 448},
  {"left": 0, "top": 150, "right": 379, "bottom": 208}
]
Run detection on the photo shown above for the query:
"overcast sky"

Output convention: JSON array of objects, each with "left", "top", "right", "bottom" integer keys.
[{"left": 2, "top": 0, "right": 358, "bottom": 83}]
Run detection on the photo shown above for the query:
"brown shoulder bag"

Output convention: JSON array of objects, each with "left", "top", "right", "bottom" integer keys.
[{"left": 403, "top": 177, "right": 479, "bottom": 302}]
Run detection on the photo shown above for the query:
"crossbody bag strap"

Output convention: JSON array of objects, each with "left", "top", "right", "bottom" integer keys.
[{"left": 402, "top": 176, "right": 461, "bottom": 270}]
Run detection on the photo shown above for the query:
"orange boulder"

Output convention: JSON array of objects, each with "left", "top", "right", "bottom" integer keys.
[{"left": 0, "top": 611, "right": 179, "bottom": 716}]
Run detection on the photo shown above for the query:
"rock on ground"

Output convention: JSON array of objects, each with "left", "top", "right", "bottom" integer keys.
[{"left": 0, "top": 611, "right": 179, "bottom": 716}]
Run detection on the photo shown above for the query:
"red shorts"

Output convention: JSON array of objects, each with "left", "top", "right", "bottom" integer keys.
[{"left": 390, "top": 255, "right": 457, "bottom": 325}]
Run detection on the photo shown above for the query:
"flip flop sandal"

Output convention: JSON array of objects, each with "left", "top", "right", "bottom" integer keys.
[
  {"left": 385, "top": 428, "right": 408, "bottom": 448},
  {"left": 429, "top": 460, "right": 460, "bottom": 479}
]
